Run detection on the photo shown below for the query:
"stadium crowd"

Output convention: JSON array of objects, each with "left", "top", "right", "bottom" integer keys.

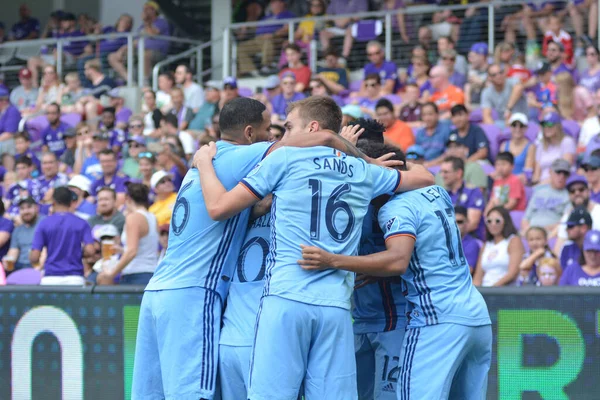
[{"left": 0, "top": 0, "right": 598, "bottom": 287}]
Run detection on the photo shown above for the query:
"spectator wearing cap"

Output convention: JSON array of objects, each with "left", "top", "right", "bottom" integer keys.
[
  {"left": 149, "top": 170, "right": 176, "bottom": 226},
  {"left": 107, "top": 88, "right": 133, "bottom": 130},
  {"left": 108, "top": 1, "right": 171, "bottom": 84},
  {"left": 9, "top": 68, "right": 38, "bottom": 112},
  {"left": 528, "top": 62, "right": 557, "bottom": 115},
  {"left": 582, "top": 152, "right": 600, "bottom": 203},
  {"left": 521, "top": 159, "right": 570, "bottom": 234},
  {"left": 560, "top": 207, "right": 592, "bottom": 271},
  {"left": 455, "top": 205, "right": 481, "bottom": 273},
  {"left": 398, "top": 84, "right": 422, "bottom": 128},
  {"left": 41, "top": 103, "right": 70, "bottom": 158},
  {"left": 362, "top": 41, "right": 400, "bottom": 95},
  {"left": 97, "top": 183, "right": 158, "bottom": 285},
  {"left": 59, "top": 127, "right": 77, "bottom": 170},
  {"left": 555, "top": 174, "right": 600, "bottom": 254},
  {"left": 123, "top": 136, "right": 146, "bottom": 179},
  {"left": 31, "top": 186, "right": 95, "bottom": 285},
  {"left": 449, "top": 104, "right": 489, "bottom": 162},
  {"left": 465, "top": 43, "right": 489, "bottom": 107},
  {"left": 100, "top": 107, "right": 128, "bottom": 154},
  {"left": 152, "top": 141, "right": 186, "bottom": 191},
  {"left": 415, "top": 102, "right": 452, "bottom": 165},
  {"left": 0, "top": 86, "right": 21, "bottom": 154},
  {"left": 37, "top": 152, "right": 69, "bottom": 206},
  {"left": 6, "top": 197, "right": 42, "bottom": 271},
  {"left": 89, "top": 224, "right": 120, "bottom": 283},
  {"left": 406, "top": 145, "right": 425, "bottom": 165},
  {"left": 486, "top": 152, "right": 527, "bottom": 216},
  {"left": 5, "top": 156, "right": 41, "bottom": 218},
  {"left": 440, "top": 49, "right": 466, "bottom": 89},
  {"left": 174, "top": 64, "right": 204, "bottom": 113},
  {"left": 279, "top": 43, "right": 311, "bottom": 92},
  {"left": 68, "top": 174, "right": 96, "bottom": 221},
  {"left": 316, "top": 49, "right": 349, "bottom": 95},
  {"left": 10, "top": 4, "right": 40, "bottom": 41},
  {"left": 375, "top": 98, "right": 414, "bottom": 152},
  {"left": 88, "top": 187, "right": 126, "bottom": 234},
  {"left": 439, "top": 155, "right": 485, "bottom": 236},
  {"left": 90, "top": 149, "right": 128, "bottom": 206},
  {"left": 168, "top": 88, "right": 194, "bottom": 131},
  {"left": 271, "top": 72, "right": 306, "bottom": 123},
  {"left": 160, "top": 114, "right": 195, "bottom": 161},
  {"left": 532, "top": 112, "right": 576, "bottom": 185},
  {"left": 14, "top": 132, "right": 41, "bottom": 173},
  {"left": 188, "top": 82, "right": 220, "bottom": 132},
  {"left": 481, "top": 64, "right": 527, "bottom": 126},
  {"left": 503, "top": 113, "right": 536, "bottom": 184},
  {"left": 341, "top": 104, "right": 362, "bottom": 127},
  {"left": 559, "top": 230, "right": 600, "bottom": 286},
  {"left": 222, "top": 77, "right": 241, "bottom": 106}
]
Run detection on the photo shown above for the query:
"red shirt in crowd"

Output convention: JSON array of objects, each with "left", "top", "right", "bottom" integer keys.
[
  {"left": 491, "top": 174, "right": 527, "bottom": 211},
  {"left": 280, "top": 65, "right": 311, "bottom": 89},
  {"left": 542, "top": 30, "right": 574, "bottom": 67}
]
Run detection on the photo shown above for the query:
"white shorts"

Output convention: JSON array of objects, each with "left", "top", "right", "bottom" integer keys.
[{"left": 40, "top": 275, "right": 86, "bottom": 285}]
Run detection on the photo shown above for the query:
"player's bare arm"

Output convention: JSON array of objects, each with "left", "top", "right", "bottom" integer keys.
[
  {"left": 196, "top": 142, "right": 260, "bottom": 221},
  {"left": 298, "top": 235, "right": 416, "bottom": 276},
  {"left": 397, "top": 162, "right": 435, "bottom": 192}
]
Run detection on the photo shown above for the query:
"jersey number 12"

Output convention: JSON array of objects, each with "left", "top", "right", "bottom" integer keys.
[{"left": 308, "top": 179, "right": 355, "bottom": 242}]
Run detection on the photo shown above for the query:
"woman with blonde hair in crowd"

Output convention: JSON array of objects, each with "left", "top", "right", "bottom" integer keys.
[{"left": 532, "top": 111, "right": 576, "bottom": 185}]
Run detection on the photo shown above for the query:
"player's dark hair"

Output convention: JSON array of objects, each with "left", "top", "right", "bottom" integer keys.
[
  {"left": 53, "top": 186, "right": 75, "bottom": 207},
  {"left": 496, "top": 151, "right": 514, "bottom": 165},
  {"left": 375, "top": 98, "right": 394, "bottom": 113},
  {"left": 219, "top": 97, "right": 267, "bottom": 137},
  {"left": 357, "top": 140, "right": 406, "bottom": 171},
  {"left": 126, "top": 182, "right": 150, "bottom": 208},
  {"left": 287, "top": 96, "right": 342, "bottom": 133},
  {"left": 349, "top": 118, "right": 385, "bottom": 143},
  {"left": 454, "top": 205, "right": 468, "bottom": 218},
  {"left": 443, "top": 155, "right": 464, "bottom": 172},
  {"left": 485, "top": 206, "right": 519, "bottom": 242},
  {"left": 15, "top": 155, "right": 33, "bottom": 167}
]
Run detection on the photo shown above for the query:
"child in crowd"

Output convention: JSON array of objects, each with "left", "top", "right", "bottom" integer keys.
[
  {"left": 536, "top": 258, "right": 562, "bottom": 286},
  {"left": 487, "top": 152, "right": 527, "bottom": 214},
  {"left": 517, "top": 226, "right": 556, "bottom": 285}
]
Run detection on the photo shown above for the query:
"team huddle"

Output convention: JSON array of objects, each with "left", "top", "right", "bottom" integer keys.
[{"left": 131, "top": 96, "right": 492, "bottom": 400}]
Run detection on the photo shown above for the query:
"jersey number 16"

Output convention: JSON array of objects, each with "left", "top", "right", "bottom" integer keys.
[{"left": 308, "top": 179, "right": 356, "bottom": 243}]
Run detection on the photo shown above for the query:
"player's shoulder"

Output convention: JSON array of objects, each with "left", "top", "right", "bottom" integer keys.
[{"left": 216, "top": 140, "right": 273, "bottom": 160}]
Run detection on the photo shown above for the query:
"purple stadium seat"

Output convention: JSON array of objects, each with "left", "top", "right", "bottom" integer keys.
[
  {"left": 349, "top": 80, "right": 362, "bottom": 93},
  {"left": 238, "top": 87, "right": 253, "bottom": 98},
  {"left": 428, "top": 165, "right": 441, "bottom": 175},
  {"left": 384, "top": 94, "right": 402, "bottom": 104},
  {"left": 351, "top": 20, "right": 383, "bottom": 42},
  {"left": 479, "top": 124, "right": 502, "bottom": 162},
  {"left": 548, "top": 236, "right": 557, "bottom": 250},
  {"left": 510, "top": 210, "right": 525, "bottom": 230},
  {"left": 480, "top": 163, "right": 495, "bottom": 175},
  {"left": 525, "top": 122, "right": 540, "bottom": 142},
  {"left": 470, "top": 109, "right": 497, "bottom": 123},
  {"left": 561, "top": 120, "right": 580, "bottom": 142},
  {"left": 60, "top": 112, "right": 82, "bottom": 128},
  {"left": 522, "top": 237, "right": 529, "bottom": 253},
  {"left": 525, "top": 186, "right": 533, "bottom": 202},
  {"left": 6, "top": 268, "right": 42, "bottom": 285}
]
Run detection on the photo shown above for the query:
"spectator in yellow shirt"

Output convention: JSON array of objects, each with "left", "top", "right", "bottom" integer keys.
[{"left": 148, "top": 170, "right": 176, "bottom": 226}]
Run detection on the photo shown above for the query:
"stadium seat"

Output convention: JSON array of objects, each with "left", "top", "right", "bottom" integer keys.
[
  {"left": 525, "top": 186, "right": 533, "bottom": 202},
  {"left": 349, "top": 80, "right": 362, "bottom": 93},
  {"left": 480, "top": 163, "right": 495, "bottom": 175},
  {"left": 383, "top": 94, "right": 402, "bottom": 104},
  {"left": 479, "top": 124, "right": 502, "bottom": 162},
  {"left": 510, "top": 210, "right": 525, "bottom": 230},
  {"left": 525, "top": 122, "right": 540, "bottom": 142},
  {"left": 6, "top": 268, "right": 42, "bottom": 285},
  {"left": 561, "top": 120, "right": 580, "bottom": 142},
  {"left": 428, "top": 165, "right": 441, "bottom": 175},
  {"left": 469, "top": 109, "right": 498, "bottom": 123}
]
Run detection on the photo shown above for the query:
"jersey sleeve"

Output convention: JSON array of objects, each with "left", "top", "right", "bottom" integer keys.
[
  {"left": 368, "top": 164, "right": 402, "bottom": 198},
  {"left": 230, "top": 141, "right": 276, "bottom": 182},
  {"left": 82, "top": 223, "right": 94, "bottom": 245},
  {"left": 240, "top": 147, "right": 288, "bottom": 200},
  {"left": 378, "top": 197, "right": 418, "bottom": 241}
]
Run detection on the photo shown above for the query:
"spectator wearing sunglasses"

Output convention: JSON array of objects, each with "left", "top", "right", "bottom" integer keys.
[
  {"left": 308, "top": 78, "right": 344, "bottom": 108},
  {"left": 521, "top": 159, "right": 570, "bottom": 235},
  {"left": 362, "top": 41, "right": 400, "bottom": 95},
  {"left": 473, "top": 206, "right": 524, "bottom": 287},
  {"left": 560, "top": 207, "right": 592, "bottom": 271},
  {"left": 439, "top": 49, "right": 466, "bottom": 89},
  {"left": 123, "top": 136, "right": 146, "bottom": 180},
  {"left": 532, "top": 112, "right": 576, "bottom": 185},
  {"left": 59, "top": 128, "right": 77, "bottom": 170},
  {"left": 149, "top": 170, "right": 177, "bottom": 226},
  {"left": 481, "top": 64, "right": 527, "bottom": 126},
  {"left": 502, "top": 113, "right": 535, "bottom": 184},
  {"left": 554, "top": 174, "right": 600, "bottom": 253},
  {"left": 455, "top": 205, "right": 481, "bottom": 274},
  {"left": 582, "top": 152, "right": 600, "bottom": 203}
]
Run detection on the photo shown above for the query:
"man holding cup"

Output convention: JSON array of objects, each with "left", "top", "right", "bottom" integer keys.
[{"left": 5, "top": 197, "right": 43, "bottom": 271}]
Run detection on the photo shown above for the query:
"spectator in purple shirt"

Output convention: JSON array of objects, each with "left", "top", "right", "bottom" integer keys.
[
  {"left": 559, "top": 229, "right": 600, "bottom": 286},
  {"left": 560, "top": 207, "right": 592, "bottom": 271},
  {"left": 0, "top": 201, "right": 14, "bottom": 262},
  {"left": 100, "top": 107, "right": 128, "bottom": 154},
  {"left": 362, "top": 41, "right": 400, "bottom": 95},
  {"left": 0, "top": 86, "right": 21, "bottom": 154},
  {"left": 77, "top": 14, "right": 134, "bottom": 86},
  {"left": 455, "top": 205, "right": 481, "bottom": 273},
  {"left": 90, "top": 149, "right": 128, "bottom": 207},
  {"left": 546, "top": 41, "right": 576, "bottom": 80},
  {"left": 28, "top": 13, "right": 90, "bottom": 87},
  {"left": 37, "top": 152, "right": 69, "bottom": 207},
  {"left": 271, "top": 71, "right": 306, "bottom": 123},
  {"left": 440, "top": 49, "right": 466, "bottom": 89},
  {"left": 31, "top": 186, "right": 95, "bottom": 285},
  {"left": 41, "top": 103, "right": 70, "bottom": 158},
  {"left": 10, "top": 4, "right": 40, "bottom": 40},
  {"left": 14, "top": 132, "right": 41, "bottom": 173},
  {"left": 582, "top": 152, "right": 600, "bottom": 203},
  {"left": 237, "top": 0, "right": 295, "bottom": 76},
  {"left": 5, "top": 156, "right": 41, "bottom": 218},
  {"left": 108, "top": 2, "right": 170, "bottom": 83}
]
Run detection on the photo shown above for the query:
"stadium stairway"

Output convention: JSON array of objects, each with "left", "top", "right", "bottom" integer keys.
[{"left": 156, "top": 0, "right": 212, "bottom": 41}]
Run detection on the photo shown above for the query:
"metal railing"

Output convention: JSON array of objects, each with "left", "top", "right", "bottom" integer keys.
[
  {"left": 221, "top": 0, "right": 600, "bottom": 77},
  {"left": 0, "top": 32, "right": 202, "bottom": 87}
]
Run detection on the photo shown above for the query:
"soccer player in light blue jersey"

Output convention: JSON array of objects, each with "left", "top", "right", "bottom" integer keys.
[
  {"left": 353, "top": 140, "right": 408, "bottom": 400},
  {"left": 195, "top": 96, "right": 435, "bottom": 400},
  {"left": 132, "top": 97, "right": 371, "bottom": 400},
  {"left": 300, "top": 184, "right": 492, "bottom": 400}
]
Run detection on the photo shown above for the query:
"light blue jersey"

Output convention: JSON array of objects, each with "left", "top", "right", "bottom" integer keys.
[
  {"left": 220, "top": 212, "right": 271, "bottom": 347},
  {"left": 378, "top": 185, "right": 491, "bottom": 328},
  {"left": 353, "top": 203, "right": 407, "bottom": 334},
  {"left": 241, "top": 146, "right": 402, "bottom": 310},
  {"left": 145, "top": 140, "right": 274, "bottom": 300}
]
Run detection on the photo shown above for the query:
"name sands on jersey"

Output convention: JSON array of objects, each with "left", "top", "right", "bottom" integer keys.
[{"left": 312, "top": 156, "right": 355, "bottom": 178}]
